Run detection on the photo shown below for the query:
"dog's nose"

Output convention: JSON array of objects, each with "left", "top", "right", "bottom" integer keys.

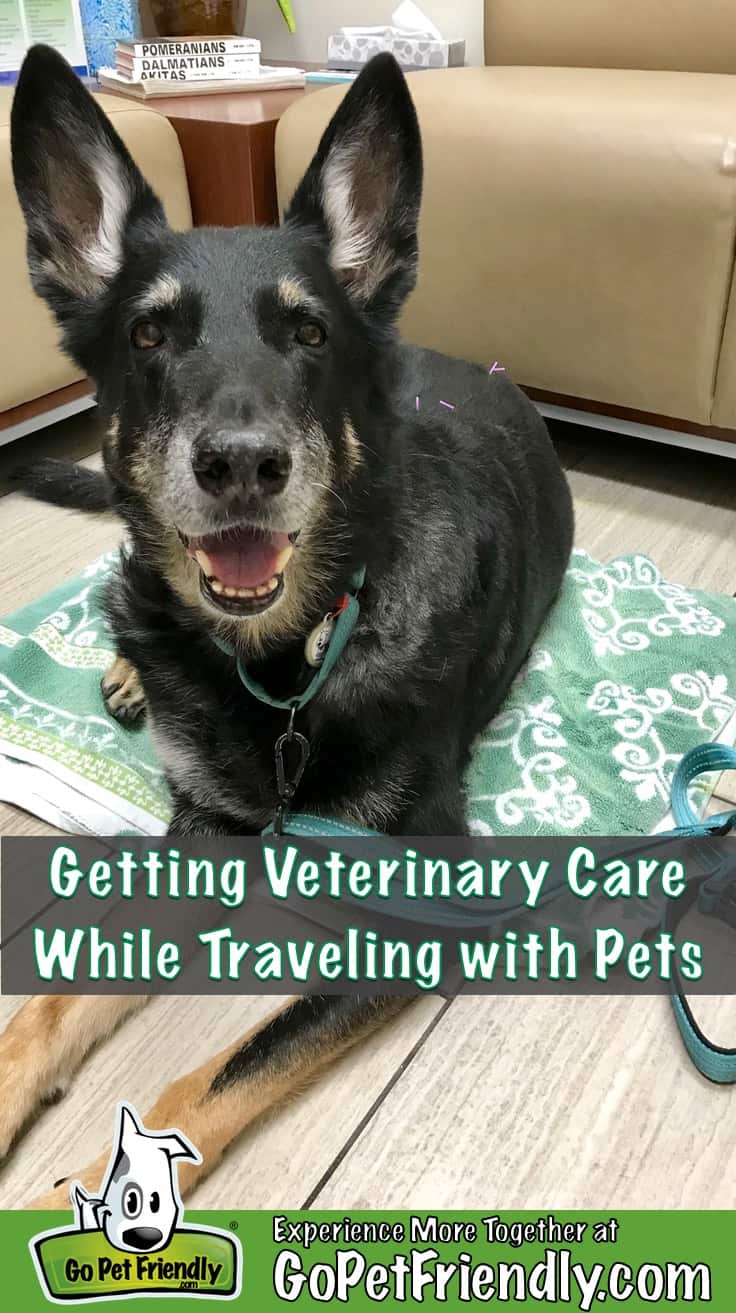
[
  {"left": 192, "top": 430, "right": 291, "bottom": 498},
  {"left": 122, "top": 1226, "right": 164, "bottom": 1250}
]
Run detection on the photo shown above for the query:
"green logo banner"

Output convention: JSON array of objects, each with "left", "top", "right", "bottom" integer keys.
[
  {"left": 9, "top": 1209, "right": 735, "bottom": 1310},
  {"left": 32, "top": 1223, "right": 239, "bottom": 1300}
]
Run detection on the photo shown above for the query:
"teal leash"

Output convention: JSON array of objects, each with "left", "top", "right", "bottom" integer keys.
[
  {"left": 670, "top": 742, "right": 736, "bottom": 837},
  {"left": 665, "top": 743, "right": 736, "bottom": 1083}
]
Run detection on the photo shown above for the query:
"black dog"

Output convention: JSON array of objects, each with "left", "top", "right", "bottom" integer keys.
[
  {"left": 7, "top": 45, "right": 573, "bottom": 1202},
  {"left": 13, "top": 45, "right": 572, "bottom": 836}
]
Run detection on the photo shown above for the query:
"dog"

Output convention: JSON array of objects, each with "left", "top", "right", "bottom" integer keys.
[
  {"left": 2, "top": 44, "right": 573, "bottom": 1206},
  {"left": 72, "top": 1102, "right": 199, "bottom": 1252}
]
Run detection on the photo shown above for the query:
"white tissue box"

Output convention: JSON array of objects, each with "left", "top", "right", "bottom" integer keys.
[{"left": 327, "top": 31, "right": 465, "bottom": 72}]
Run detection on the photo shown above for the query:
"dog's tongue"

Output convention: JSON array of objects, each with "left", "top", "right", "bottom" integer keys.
[{"left": 189, "top": 527, "right": 292, "bottom": 589}]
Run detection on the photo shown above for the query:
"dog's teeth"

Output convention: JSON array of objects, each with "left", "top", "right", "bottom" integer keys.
[
  {"left": 194, "top": 549, "right": 213, "bottom": 576},
  {"left": 273, "top": 545, "right": 294, "bottom": 574},
  {"left": 208, "top": 578, "right": 279, "bottom": 603}
]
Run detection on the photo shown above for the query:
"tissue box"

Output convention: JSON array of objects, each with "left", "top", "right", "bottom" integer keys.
[{"left": 327, "top": 31, "right": 465, "bottom": 72}]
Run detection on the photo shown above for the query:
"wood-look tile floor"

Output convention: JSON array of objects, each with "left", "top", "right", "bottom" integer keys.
[{"left": 0, "top": 413, "right": 735, "bottom": 1209}]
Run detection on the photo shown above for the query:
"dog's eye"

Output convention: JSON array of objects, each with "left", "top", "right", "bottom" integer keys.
[
  {"left": 122, "top": 1184, "right": 143, "bottom": 1218},
  {"left": 149, "top": 1191, "right": 160, "bottom": 1213},
  {"left": 131, "top": 320, "right": 164, "bottom": 350},
  {"left": 295, "top": 319, "right": 327, "bottom": 349}
]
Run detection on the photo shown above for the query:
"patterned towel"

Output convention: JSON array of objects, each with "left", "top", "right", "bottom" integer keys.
[
  {"left": 0, "top": 550, "right": 734, "bottom": 837},
  {"left": 0, "top": 555, "right": 169, "bottom": 835}
]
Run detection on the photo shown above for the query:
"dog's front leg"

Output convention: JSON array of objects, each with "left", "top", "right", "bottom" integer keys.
[
  {"left": 0, "top": 995, "right": 149, "bottom": 1161},
  {"left": 29, "top": 994, "right": 412, "bottom": 1207}
]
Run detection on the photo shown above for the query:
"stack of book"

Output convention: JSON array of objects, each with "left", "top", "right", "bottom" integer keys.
[{"left": 98, "top": 35, "right": 305, "bottom": 99}]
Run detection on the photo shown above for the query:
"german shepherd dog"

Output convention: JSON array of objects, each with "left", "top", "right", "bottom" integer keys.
[{"left": 2, "top": 46, "right": 573, "bottom": 1206}]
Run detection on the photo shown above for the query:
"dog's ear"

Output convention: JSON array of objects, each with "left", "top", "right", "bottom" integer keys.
[
  {"left": 285, "top": 53, "right": 422, "bottom": 324},
  {"left": 11, "top": 45, "right": 167, "bottom": 321}
]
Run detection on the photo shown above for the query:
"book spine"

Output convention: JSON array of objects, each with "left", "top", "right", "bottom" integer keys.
[
  {"left": 116, "top": 66, "right": 260, "bottom": 82},
  {"left": 118, "top": 38, "right": 260, "bottom": 58},
  {"left": 117, "top": 54, "right": 260, "bottom": 79}
]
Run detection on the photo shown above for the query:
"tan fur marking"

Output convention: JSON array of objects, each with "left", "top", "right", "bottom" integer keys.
[
  {"left": 104, "top": 414, "right": 120, "bottom": 459},
  {"left": 277, "top": 276, "right": 309, "bottom": 311},
  {"left": 135, "top": 272, "right": 181, "bottom": 313},
  {"left": 102, "top": 655, "right": 146, "bottom": 722},
  {"left": 342, "top": 415, "right": 363, "bottom": 475},
  {"left": 0, "top": 996, "right": 148, "bottom": 1160},
  {"left": 29, "top": 998, "right": 403, "bottom": 1208},
  {"left": 122, "top": 416, "right": 170, "bottom": 497}
]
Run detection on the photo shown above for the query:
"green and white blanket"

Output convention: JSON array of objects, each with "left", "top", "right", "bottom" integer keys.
[{"left": 0, "top": 550, "right": 734, "bottom": 837}]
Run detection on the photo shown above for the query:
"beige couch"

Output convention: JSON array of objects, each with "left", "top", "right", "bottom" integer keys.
[
  {"left": 276, "top": 0, "right": 736, "bottom": 448},
  {"left": 0, "top": 91, "right": 191, "bottom": 435}
]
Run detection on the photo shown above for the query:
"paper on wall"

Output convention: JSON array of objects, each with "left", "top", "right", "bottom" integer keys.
[{"left": 0, "top": 0, "right": 88, "bottom": 81}]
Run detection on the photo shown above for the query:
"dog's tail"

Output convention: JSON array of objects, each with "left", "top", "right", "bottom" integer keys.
[{"left": 11, "top": 460, "right": 113, "bottom": 512}]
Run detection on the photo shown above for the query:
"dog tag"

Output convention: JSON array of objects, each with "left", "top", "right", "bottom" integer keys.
[{"left": 305, "top": 612, "right": 336, "bottom": 667}]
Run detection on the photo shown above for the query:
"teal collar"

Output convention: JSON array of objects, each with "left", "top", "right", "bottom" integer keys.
[{"left": 213, "top": 567, "right": 366, "bottom": 711}]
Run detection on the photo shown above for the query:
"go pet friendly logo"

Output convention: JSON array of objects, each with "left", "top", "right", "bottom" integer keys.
[{"left": 30, "top": 1102, "right": 242, "bottom": 1302}]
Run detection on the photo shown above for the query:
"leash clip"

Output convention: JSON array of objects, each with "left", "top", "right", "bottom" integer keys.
[
  {"left": 273, "top": 704, "right": 311, "bottom": 838},
  {"left": 707, "top": 813, "right": 736, "bottom": 837}
]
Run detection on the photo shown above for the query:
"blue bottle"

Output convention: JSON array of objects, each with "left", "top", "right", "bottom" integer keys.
[{"left": 79, "top": 0, "right": 138, "bottom": 76}]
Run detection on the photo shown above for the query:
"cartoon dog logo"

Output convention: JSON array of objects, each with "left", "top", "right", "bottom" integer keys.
[
  {"left": 71, "top": 1102, "right": 201, "bottom": 1254},
  {"left": 31, "top": 1102, "right": 241, "bottom": 1302}
]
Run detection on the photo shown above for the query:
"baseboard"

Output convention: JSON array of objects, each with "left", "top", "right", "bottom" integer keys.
[
  {"left": 527, "top": 399, "right": 734, "bottom": 462},
  {"left": 0, "top": 382, "right": 96, "bottom": 448}
]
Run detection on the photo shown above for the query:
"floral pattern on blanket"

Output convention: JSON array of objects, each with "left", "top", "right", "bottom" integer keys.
[
  {"left": 0, "top": 553, "right": 169, "bottom": 826},
  {"left": 569, "top": 553, "right": 725, "bottom": 655},
  {"left": 466, "top": 551, "right": 736, "bottom": 836}
]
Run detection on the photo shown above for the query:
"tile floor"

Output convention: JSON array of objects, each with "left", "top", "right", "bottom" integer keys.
[{"left": 0, "top": 412, "right": 735, "bottom": 1208}]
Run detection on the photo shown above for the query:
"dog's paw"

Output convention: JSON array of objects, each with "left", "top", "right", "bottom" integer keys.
[
  {"left": 30, "top": 1158, "right": 107, "bottom": 1210},
  {"left": 0, "top": 1003, "right": 73, "bottom": 1162},
  {"left": 102, "top": 657, "right": 146, "bottom": 724},
  {"left": 0, "top": 1061, "right": 61, "bottom": 1163},
  {"left": 0, "top": 1081, "right": 70, "bottom": 1164}
]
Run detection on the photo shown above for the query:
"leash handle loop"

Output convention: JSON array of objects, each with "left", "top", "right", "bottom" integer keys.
[
  {"left": 671, "top": 742, "right": 736, "bottom": 834},
  {"left": 667, "top": 743, "right": 736, "bottom": 1083}
]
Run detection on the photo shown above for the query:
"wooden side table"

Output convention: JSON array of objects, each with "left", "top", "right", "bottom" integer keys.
[{"left": 144, "top": 80, "right": 321, "bottom": 228}]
